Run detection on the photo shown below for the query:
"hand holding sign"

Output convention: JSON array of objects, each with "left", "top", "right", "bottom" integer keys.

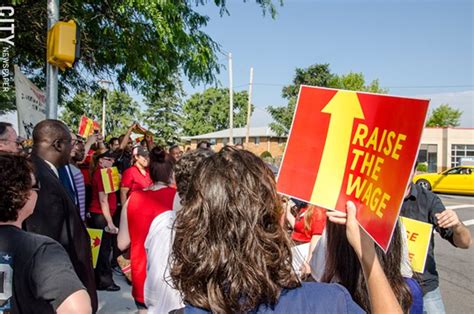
[
  {"left": 277, "top": 86, "right": 429, "bottom": 250},
  {"left": 327, "top": 201, "right": 375, "bottom": 260}
]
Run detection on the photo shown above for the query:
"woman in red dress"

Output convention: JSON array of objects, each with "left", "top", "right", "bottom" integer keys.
[
  {"left": 117, "top": 147, "right": 176, "bottom": 313},
  {"left": 286, "top": 201, "right": 327, "bottom": 278}
]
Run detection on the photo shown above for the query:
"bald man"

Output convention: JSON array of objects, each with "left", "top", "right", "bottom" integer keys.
[{"left": 24, "top": 119, "right": 98, "bottom": 312}]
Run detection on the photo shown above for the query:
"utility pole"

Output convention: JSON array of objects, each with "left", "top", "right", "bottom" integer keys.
[
  {"left": 245, "top": 67, "right": 254, "bottom": 145},
  {"left": 98, "top": 80, "right": 112, "bottom": 136},
  {"left": 46, "top": 0, "right": 59, "bottom": 119},
  {"left": 228, "top": 52, "right": 234, "bottom": 145}
]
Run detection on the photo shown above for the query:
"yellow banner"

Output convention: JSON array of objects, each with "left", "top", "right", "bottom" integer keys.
[
  {"left": 400, "top": 216, "right": 433, "bottom": 273},
  {"left": 87, "top": 228, "right": 103, "bottom": 269},
  {"left": 100, "top": 167, "right": 120, "bottom": 194}
]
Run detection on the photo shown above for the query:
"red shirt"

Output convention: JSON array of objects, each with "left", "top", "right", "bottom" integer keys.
[
  {"left": 121, "top": 165, "right": 153, "bottom": 195},
  {"left": 89, "top": 168, "right": 117, "bottom": 216},
  {"left": 291, "top": 206, "right": 327, "bottom": 243},
  {"left": 127, "top": 187, "right": 176, "bottom": 303}
]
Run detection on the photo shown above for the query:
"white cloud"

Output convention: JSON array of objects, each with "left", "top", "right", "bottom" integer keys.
[{"left": 417, "top": 90, "right": 474, "bottom": 128}]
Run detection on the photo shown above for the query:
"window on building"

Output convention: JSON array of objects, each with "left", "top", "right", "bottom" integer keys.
[
  {"left": 234, "top": 137, "right": 243, "bottom": 145},
  {"left": 209, "top": 138, "right": 216, "bottom": 145},
  {"left": 254, "top": 137, "right": 260, "bottom": 145},
  {"left": 222, "top": 138, "right": 228, "bottom": 146},
  {"left": 451, "top": 144, "right": 474, "bottom": 167},
  {"left": 418, "top": 144, "right": 437, "bottom": 172}
]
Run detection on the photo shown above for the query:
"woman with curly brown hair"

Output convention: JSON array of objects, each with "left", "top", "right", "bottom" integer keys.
[
  {"left": 0, "top": 153, "right": 91, "bottom": 313},
  {"left": 170, "top": 147, "right": 402, "bottom": 313}
]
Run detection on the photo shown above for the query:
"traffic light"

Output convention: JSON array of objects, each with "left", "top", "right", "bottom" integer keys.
[{"left": 47, "top": 20, "right": 80, "bottom": 71}]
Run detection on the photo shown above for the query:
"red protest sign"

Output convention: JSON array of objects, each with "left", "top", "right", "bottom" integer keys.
[{"left": 277, "top": 86, "right": 429, "bottom": 250}]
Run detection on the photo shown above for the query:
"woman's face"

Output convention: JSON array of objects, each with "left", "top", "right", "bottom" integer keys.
[
  {"left": 22, "top": 173, "right": 39, "bottom": 218},
  {"left": 136, "top": 155, "right": 149, "bottom": 168},
  {"left": 100, "top": 157, "right": 115, "bottom": 168}
]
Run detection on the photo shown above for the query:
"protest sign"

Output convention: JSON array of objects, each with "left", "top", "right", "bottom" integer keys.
[
  {"left": 277, "top": 86, "right": 429, "bottom": 250},
  {"left": 87, "top": 228, "right": 103, "bottom": 269},
  {"left": 400, "top": 216, "right": 433, "bottom": 273},
  {"left": 14, "top": 65, "right": 46, "bottom": 138},
  {"left": 78, "top": 116, "right": 100, "bottom": 138},
  {"left": 101, "top": 166, "right": 120, "bottom": 194}
]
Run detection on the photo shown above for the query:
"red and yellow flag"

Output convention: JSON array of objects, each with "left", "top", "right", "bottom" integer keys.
[
  {"left": 101, "top": 166, "right": 120, "bottom": 194},
  {"left": 87, "top": 228, "right": 103, "bottom": 268},
  {"left": 277, "top": 86, "right": 429, "bottom": 251},
  {"left": 78, "top": 116, "right": 100, "bottom": 137}
]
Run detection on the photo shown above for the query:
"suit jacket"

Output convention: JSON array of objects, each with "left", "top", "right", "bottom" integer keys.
[
  {"left": 58, "top": 164, "right": 79, "bottom": 207},
  {"left": 24, "top": 155, "right": 98, "bottom": 312}
]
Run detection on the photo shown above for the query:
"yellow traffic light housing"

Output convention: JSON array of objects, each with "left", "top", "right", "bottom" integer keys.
[{"left": 47, "top": 20, "right": 80, "bottom": 71}]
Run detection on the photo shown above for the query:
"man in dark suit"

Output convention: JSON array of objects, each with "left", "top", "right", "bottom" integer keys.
[{"left": 24, "top": 119, "right": 98, "bottom": 312}]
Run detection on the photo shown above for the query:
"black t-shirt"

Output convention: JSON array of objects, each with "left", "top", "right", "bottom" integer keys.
[
  {"left": 0, "top": 225, "right": 85, "bottom": 313},
  {"left": 114, "top": 149, "right": 132, "bottom": 174},
  {"left": 400, "top": 183, "right": 455, "bottom": 295}
]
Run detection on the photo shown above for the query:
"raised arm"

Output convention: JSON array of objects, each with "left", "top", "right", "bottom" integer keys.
[
  {"left": 119, "top": 123, "right": 136, "bottom": 150},
  {"left": 327, "top": 202, "right": 403, "bottom": 314}
]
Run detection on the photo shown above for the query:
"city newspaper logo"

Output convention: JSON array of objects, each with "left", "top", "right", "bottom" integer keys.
[
  {"left": 400, "top": 216, "right": 433, "bottom": 273},
  {"left": 277, "top": 86, "right": 429, "bottom": 250},
  {"left": 101, "top": 166, "right": 120, "bottom": 194},
  {"left": 87, "top": 228, "right": 103, "bottom": 269},
  {"left": 78, "top": 115, "right": 100, "bottom": 138}
]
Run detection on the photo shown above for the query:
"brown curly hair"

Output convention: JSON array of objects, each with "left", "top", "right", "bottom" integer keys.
[
  {"left": 170, "top": 146, "right": 300, "bottom": 313},
  {"left": 0, "top": 153, "right": 34, "bottom": 222},
  {"left": 173, "top": 148, "right": 214, "bottom": 200}
]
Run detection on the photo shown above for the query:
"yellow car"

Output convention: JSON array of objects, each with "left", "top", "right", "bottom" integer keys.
[{"left": 413, "top": 165, "right": 474, "bottom": 195}]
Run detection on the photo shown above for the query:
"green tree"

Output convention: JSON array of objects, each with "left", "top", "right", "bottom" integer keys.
[
  {"left": 182, "top": 88, "right": 254, "bottom": 136},
  {"left": 267, "top": 64, "right": 387, "bottom": 136},
  {"left": 60, "top": 90, "right": 141, "bottom": 136},
  {"left": 10, "top": 0, "right": 280, "bottom": 101},
  {"left": 0, "top": 90, "right": 15, "bottom": 115},
  {"left": 426, "top": 104, "right": 462, "bottom": 127},
  {"left": 143, "top": 83, "right": 184, "bottom": 145}
]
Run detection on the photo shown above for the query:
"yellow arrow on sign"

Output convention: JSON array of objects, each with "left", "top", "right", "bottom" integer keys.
[{"left": 310, "top": 90, "right": 365, "bottom": 208}]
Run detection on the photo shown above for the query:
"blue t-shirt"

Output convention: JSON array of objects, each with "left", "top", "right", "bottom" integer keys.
[{"left": 184, "top": 282, "right": 365, "bottom": 313}]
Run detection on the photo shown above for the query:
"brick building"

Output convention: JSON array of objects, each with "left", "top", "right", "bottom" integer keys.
[{"left": 182, "top": 127, "right": 287, "bottom": 159}]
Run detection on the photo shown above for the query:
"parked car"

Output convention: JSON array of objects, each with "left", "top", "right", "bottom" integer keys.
[{"left": 413, "top": 166, "right": 474, "bottom": 195}]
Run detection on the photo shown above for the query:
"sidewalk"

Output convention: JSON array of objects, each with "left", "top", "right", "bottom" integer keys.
[{"left": 97, "top": 273, "right": 135, "bottom": 313}]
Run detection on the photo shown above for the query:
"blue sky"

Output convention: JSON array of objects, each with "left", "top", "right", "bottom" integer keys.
[{"left": 183, "top": 0, "right": 473, "bottom": 127}]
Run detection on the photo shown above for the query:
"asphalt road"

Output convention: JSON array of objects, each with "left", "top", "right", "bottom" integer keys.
[
  {"left": 436, "top": 194, "right": 474, "bottom": 314},
  {"left": 98, "top": 193, "right": 474, "bottom": 313}
]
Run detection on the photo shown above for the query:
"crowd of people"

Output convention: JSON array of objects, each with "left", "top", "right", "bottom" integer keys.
[{"left": 0, "top": 119, "right": 471, "bottom": 314}]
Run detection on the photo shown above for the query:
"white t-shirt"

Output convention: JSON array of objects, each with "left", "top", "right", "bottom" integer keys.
[{"left": 144, "top": 210, "right": 184, "bottom": 313}]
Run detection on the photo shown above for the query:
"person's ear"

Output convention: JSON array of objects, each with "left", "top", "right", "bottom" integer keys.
[{"left": 52, "top": 139, "right": 62, "bottom": 152}]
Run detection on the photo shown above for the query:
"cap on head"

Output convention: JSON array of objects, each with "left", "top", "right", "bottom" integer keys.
[{"left": 133, "top": 146, "right": 149, "bottom": 157}]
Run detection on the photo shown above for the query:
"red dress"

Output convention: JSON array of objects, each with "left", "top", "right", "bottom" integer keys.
[
  {"left": 291, "top": 206, "right": 327, "bottom": 243},
  {"left": 127, "top": 187, "right": 176, "bottom": 303},
  {"left": 121, "top": 165, "right": 153, "bottom": 196}
]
